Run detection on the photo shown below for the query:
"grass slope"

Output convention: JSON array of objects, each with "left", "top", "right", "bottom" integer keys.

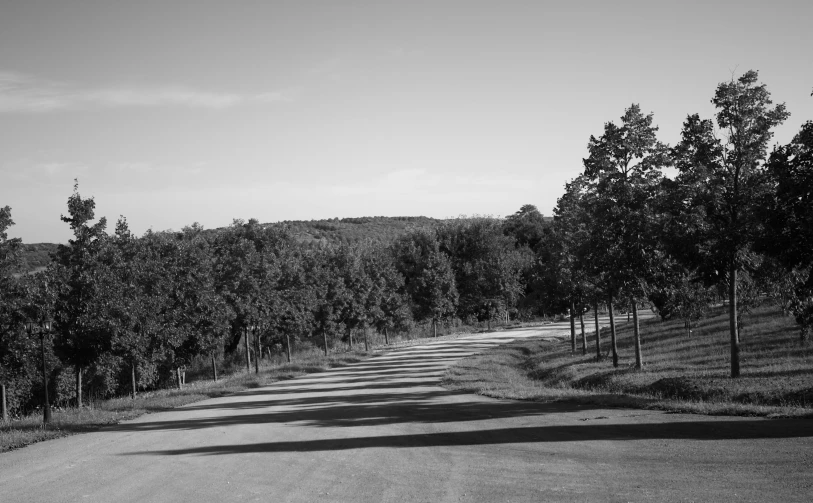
[{"left": 443, "top": 305, "right": 813, "bottom": 417}]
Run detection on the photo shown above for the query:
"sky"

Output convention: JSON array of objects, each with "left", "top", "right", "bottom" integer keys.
[{"left": 1, "top": 0, "right": 811, "bottom": 243}]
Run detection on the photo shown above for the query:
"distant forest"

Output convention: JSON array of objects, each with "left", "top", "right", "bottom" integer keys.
[{"left": 16, "top": 216, "right": 449, "bottom": 273}]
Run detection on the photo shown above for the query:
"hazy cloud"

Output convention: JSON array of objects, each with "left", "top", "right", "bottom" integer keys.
[{"left": 0, "top": 71, "right": 287, "bottom": 112}]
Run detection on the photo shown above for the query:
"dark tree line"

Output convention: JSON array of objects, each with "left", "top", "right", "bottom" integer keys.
[
  {"left": 0, "top": 192, "right": 537, "bottom": 416},
  {"left": 545, "top": 70, "right": 811, "bottom": 377}
]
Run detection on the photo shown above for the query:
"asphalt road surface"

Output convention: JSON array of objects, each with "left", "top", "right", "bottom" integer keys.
[{"left": 1, "top": 322, "right": 811, "bottom": 502}]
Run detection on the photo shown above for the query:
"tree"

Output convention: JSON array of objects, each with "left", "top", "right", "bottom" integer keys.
[
  {"left": 53, "top": 183, "right": 111, "bottom": 406},
  {"left": 551, "top": 176, "right": 595, "bottom": 356},
  {"left": 503, "top": 204, "right": 549, "bottom": 251},
  {"left": 764, "top": 120, "right": 813, "bottom": 340},
  {"left": 166, "top": 226, "right": 233, "bottom": 380},
  {"left": 393, "top": 230, "right": 458, "bottom": 336},
  {"left": 582, "top": 104, "right": 669, "bottom": 368},
  {"left": 308, "top": 248, "right": 353, "bottom": 354},
  {"left": 0, "top": 206, "right": 24, "bottom": 420},
  {"left": 669, "top": 70, "right": 789, "bottom": 377},
  {"left": 436, "top": 218, "right": 529, "bottom": 327},
  {"left": 104, "top": 217, "right": 155, "bottom": 398}
]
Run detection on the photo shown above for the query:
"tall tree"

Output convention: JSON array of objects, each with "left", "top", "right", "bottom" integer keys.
[
  {"left": 0, "top": 206, "right": 23, "bottom": 420},
  {"left": 53, "top": 184, "right": 111, "bottom": 406},
  {"left": 582, "top": 104, "right": 669, "bottom": 368},
  {"left": 668, "top": 70, "right": 789, "bottom": 377}
]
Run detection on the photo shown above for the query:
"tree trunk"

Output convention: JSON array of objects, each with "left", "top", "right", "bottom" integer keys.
[
  {"left": 608, "top": 295, "right": 618, "bottom": 368},
  {"left": 364, "top": 330, "right": 369, "bottom": 351},
  {"left": 433, "top": 318, "right": 438, "bottom": 338},
  {"left": 211, "top": 353, "right": 218, "bottom": 382},
  {"left": 176, "top": 367, "right": 183, "bottom": 390},
  {"left": 569, "top": 302, "right": 576, "bottom": 355},
  {"left": 0, "top": 384, "right": 7, "bottom": 422},
  {"left": 41, "top": 335, "right": 51, "bottom": 423},
  {"left": 729, "top": 266, "right": 741, "bottom": 378},
  {"left": 131, "top": 360, "right": 137, "bottom": 399},
  {"left": 348, "top": 328, "right": 353, "bottom": 350},
  {"left": 384, "top": 327, "right": 389, "bottom": 345},
  {"left": 75, "top": 365, "right": 83, "bottom": 408},
  {"left": 594, "top": 301, "right": 601, "bottom": 360},
  {"left": 254, "top": 331, "right": 260, "bottom": 374},
  {"left": 285, "top": 333, "right": 292, "bottom": 363},
  {"left": 244, "top": 329, "right": 251, "bottom": 373},
  {"left": 579, "top": 310, "right": 587, "bottom": 356},
  {"left": 323, "top": 329, "right": 329, "bottom": 356},
  {"left": 632, "top": 300, "right": 642, "bottom": 370}
]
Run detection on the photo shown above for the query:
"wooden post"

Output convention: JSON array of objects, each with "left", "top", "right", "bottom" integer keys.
[
  {"left": 323, "top": 330, "right": 328, "bottom": 356},
  {"left": 254, "top": 328, "right": 260, "bottom": 374},
  {"left": 211, "top": 353, "right": 218, "bottom": 382},
  {"left": 384, "top": 327, "right": 389, "bottom": 345},
  {"left": 285, "top": 333, "right": 292, "bottom": 363},
  {"left": 176, "top": 367, "right": 183, "bottom": 390},
  {"left": 244, "top": 327, "right": 251, "bottom": 373},
  {"left": 131, "top": 361, "right": 137, "bottom": 399},
  {"left": 75, "top": 365, "right": 83, "bottom": 409},
  {"left": 632, "top": 300, "right": 642, "bottom": 369},
  {"left": 364, "top": 329, "right": 369, "bottom": 351},
  {"left": 579, "top": 310, "right": 587, "bottom": 356},
  {"left": 1, "top": 383, "right": 8, "bottom": 422},
  {"left": 40, "top": 334, "right": 51, "bottom": 423},
  {"left": 594, "top": 301, "right": 601, "bottom": 360}
]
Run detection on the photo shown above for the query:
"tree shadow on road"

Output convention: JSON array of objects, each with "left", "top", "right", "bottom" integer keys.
[{"left": 125, "top": 417, "right": 813, "bottom": 457}]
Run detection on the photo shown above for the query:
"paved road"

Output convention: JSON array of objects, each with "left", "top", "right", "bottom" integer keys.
[{"left": 1, "top": 322, "right": 811, "bottom": 502}]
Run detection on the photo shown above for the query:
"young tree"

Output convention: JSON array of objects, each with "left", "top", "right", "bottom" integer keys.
[
  {"left": 669, "top": 71, "right": 789, "bottom": 376},
  {"left": 582, "top": 104, "right": 669, "bottom": 369},
  {"left": 53, "top": 184, "right": 111, "bottom": 406}
]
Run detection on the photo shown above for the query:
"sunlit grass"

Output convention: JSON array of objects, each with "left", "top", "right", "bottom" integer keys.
[{"left": 443, "top": 304, "right": 813, "bottom": 417}]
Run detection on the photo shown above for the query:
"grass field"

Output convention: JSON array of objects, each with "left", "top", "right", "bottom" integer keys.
[
  {"left": 443, "top": 304, "right": 813, "bottom": 417},
  {"left": 0, "top": 349, "right": 370, "bottom": 453}
]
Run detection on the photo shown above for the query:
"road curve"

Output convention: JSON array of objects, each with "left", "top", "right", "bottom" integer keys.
[{"left": 1, "top": 322, "right": 811, "bottom": 502}]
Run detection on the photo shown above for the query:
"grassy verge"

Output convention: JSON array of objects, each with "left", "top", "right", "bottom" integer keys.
[
  {"left": 0, "top": 349, "right": 371, "bottom": 453},
  {"left": 442, "top": 304, "right": 813, "bottom": 418}
]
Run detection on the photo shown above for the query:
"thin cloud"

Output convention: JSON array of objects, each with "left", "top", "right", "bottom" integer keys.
[{"left": 0, "top": 71, "right": 287, "bottom": 112}]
